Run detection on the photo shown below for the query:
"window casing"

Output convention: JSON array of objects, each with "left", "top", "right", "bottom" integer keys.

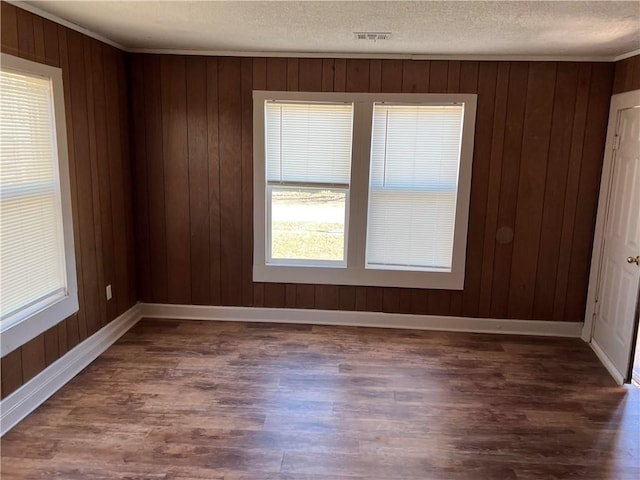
[
  {"left": 253, "top": 91, "right": 477, "bottom": 290},
  {"left": 1, "top": 53, "right": 78, "bottom": 356}
]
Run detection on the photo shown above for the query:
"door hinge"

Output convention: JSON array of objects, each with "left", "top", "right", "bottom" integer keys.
[
  {"left": 613, "top": 134, "right": 621, "bottom": 151},
  {"left": 594, "top": 299, "right": 600, "bottom": 318}
]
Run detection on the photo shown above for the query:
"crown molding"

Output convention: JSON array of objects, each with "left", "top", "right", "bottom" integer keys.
[
  {"left": 614, "top": 48, "right": 640, "bottom": 62},
  {"left": 9, "top": 1, "right": 127, "bottom": 51}
]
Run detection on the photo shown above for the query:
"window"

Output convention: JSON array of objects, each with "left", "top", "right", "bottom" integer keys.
[
  {"left": 265, "top": 101, "right": 353, "bottom": 266},
  {"left": 253, "top": 91, "right": 477, "bottom": 290},
  {"left": 1, "top": 53, "right": 77, "bottom": 356}
]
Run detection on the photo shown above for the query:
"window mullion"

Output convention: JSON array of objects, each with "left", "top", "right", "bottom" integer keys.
[{"left": 346, "top": 101, "right": 373, "bottom": 270}]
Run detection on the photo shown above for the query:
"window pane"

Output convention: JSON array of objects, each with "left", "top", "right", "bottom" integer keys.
[
  {"left": 265, "top": 101, "right": 353, "bottom": 185},
  {"left": 0, "top": 69, "right": 66, "bottom": 320},
  {"left": 366, "top": 103, "right": 464, "bottom": 270},
  {"left": 270, "top": 187, "right": 346, "bottom": 262}
]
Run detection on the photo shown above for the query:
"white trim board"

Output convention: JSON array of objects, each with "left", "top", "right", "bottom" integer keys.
[
  {"left": 0, "top": 304, "right": 141, "bottom": 437},
  {"left": 140, "top": 303, "right": 583, "bottom": 338},
  {"left": 591, "top": 339, "right": 625, "bottom": 385}
]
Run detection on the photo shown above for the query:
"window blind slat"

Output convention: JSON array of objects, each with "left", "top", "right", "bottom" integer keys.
[
  {"left": 366, "top": 104, "right": 464, "bottom": 270},
  {"left": 0, "top": 69, "right": 66, "bottom": 321},
  {"left": 265, "top": 102, "right": 353, "bottom": 185}
]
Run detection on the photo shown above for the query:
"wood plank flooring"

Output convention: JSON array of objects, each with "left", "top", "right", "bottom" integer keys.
[{"left": 2, "top": 319, "right": 639, "bottom": 479}]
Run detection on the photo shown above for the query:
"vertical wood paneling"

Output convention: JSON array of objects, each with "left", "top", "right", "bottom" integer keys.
[
  {"left": 382, "top": 289, "right": 401, "bottom": 314},
  {"left": 186, "top": 56, "right": 210, "bottom": 305},
  {"left": 299, "top": 58, "right": 323, "bottom": 91},
  {"left": 218, "top": 57, "right": 243, "bottom": 305},
  {"left": 42, "top": 19, "right": 59, "bottom": 67},
  {"left": 532, "top": 63, "right": 579, "bottom": 319},
  {"left": 334, "top": 59, "right": 346, "bottom": 91},
  {"left": 263, "top": 57, "right": 286, "bottom": 308},
  {"left": 490, "top": 62, "right": 529, "bottom": 318},
  {"left": 478, "top": 62, "right": 510, "bottom": 316},
  {"left": 381, "top": 59, "right": 403, "bottom": 92},
  {"left": 429, "top": 60, "right": 449, "bottom": 92},
  {"left": 285, "top": 284, "right": 297, "bottom": 308},
  {"left": 1, "top": 5, "right": 136, "bottom": 399},
  {"left": 130, "top": 54, "right": 151, "bottom": 302},
  {"left": 68, "top": 32, "right": 93, "bottom": 341},
  {"left": 241, "top": 58, "right": 254, "bottom": 306},
  {"left": 613, "top": 55, "right": 640, "bottom": 94},
  {"left": 21, "top": 337, "right": 45, "bottom": 383},
  {"left": 553, "top": 64, "right": 592, "bottom": 321},
  {"left": 321, "top": 59, "right": 334, "bottom": 91},
  {"left": 83, "top": 36, "right": 106, "bottom": 334},
  {"left": 564, "top": 63, "right": 614, "bottom": 322},
  {"left": 355, "top": 287, "right": 367, "bottom": 311},
  {"left": 16, "top": 7, "right": 35, "bottom": 61},
  {"left": 1, "top": 2, "right": 19, "bottom": 55},
  {"left": 369, "top": 59, "right": 382, "bottom": 92},
  {"left": 508, "top": 62, "right": 557, "bottom": 319},
  {"left": 251, "top": 58, "right": 266, "bottom": 306},
  {"left": 366, "top": 287, "right": 384, "bottom": 312},
  {"left": 43, "top": 327, "right": 59, "bottom": 367},
  {"left": 315, "top": 286, "right": 339, "bottom": 310},
  {"left": 402, "top": 60, "right": 429, "bottom": 92},
  {"left": 118, "top": 55, "right": 137, "bottom": 310},
  {"left": 128, "top": 55, "right": 614, "bottom": 330},
  {"left": 264, "top": 284, "right": 285, "bottom": 308},
  {"left": 1, "top": 350, "right": 22, "bottom": 398},
  {"left": 459, "top": 60, "right": 483, "bottom": 317},
  {"left": 338, "top": 287, "right": 356, "bottom": 311},
  {"left": 32, "top": 16, "right": 45, "bottom": 61},
  {"left": 58, "top": 26, "right": 84, "bottom": 349},
  {"left": 207, "top": 57, "right": 222, "bottom": 305},
  {"left": 161, "top": 55, "right": 191, "bottom": 304},
  {"left": 286, "top": 58, "right": 299, "bottom": 90},
  {"left": 295, "top": 285, "right": 315, "bottom": 309},
  {"left": 345, "top": 59, "right": 369, "bottom": 92},
  {"left": 143, "top": 55, "right": 169, "bottom": 303}
]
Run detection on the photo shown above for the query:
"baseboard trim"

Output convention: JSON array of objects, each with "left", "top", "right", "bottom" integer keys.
[
  {"left": 140, "top": 303, "right": 583, "bottom": 338},
  {"left": 0, "top": 304, "right": 141, "bottom": 436},
  {"left": 590, "top": 339, "right": 625, "bottom": 385}
]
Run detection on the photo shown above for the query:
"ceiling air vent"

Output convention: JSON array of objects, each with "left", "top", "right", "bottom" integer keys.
[{"left": 354, "top": 32, "right": 391, "bottom": 41}]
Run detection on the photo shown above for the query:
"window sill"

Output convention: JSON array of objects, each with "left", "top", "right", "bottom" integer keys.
[
  {"left": 1, "top": 293, "right": 78, "bottom": 357},
  {"left": 253, "top": 264, "right": 464, "bottom": 290}
]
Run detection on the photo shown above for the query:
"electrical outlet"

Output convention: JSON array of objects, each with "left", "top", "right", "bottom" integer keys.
[{"left": 106, "top": 284, "right": 112, "bottom": 301}]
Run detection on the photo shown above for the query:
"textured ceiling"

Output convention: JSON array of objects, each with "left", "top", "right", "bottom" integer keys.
[{"left": 22, "top": 1, "right": 640, "bottom": 59}]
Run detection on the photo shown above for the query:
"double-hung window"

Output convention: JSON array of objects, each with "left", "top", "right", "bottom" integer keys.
[
  {"left": 0, "top": 53, "right": 78, "bottom": 356},
  {"left": 265, "top": 101, "right": 353, "bottom": 266},
  {"left": 253, "top": 91, "right": 477, "bottom": 290}
]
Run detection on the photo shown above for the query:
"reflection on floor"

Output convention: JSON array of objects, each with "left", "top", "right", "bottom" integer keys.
[{"left": 2, "top": 318, "right": 639, "bottom": 479}]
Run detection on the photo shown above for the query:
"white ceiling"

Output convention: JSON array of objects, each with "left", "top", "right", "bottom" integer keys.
[{"left": 20, "top": 1, "right": 640, "bottom": 60}]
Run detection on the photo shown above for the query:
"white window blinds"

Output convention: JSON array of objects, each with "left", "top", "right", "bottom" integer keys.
[
  {"left": 265, "top": 101, "right": 353, "bottom": 185},
  {"left": 0, "top": 69, "right": 67, "bottom": 321},
  {"left": 366, "top": 103, "right": 464, "bottom": 270}
]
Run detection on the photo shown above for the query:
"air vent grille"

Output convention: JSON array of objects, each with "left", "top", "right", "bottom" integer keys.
[{"left": 354, "top": 32, "right": 391, "bottom": 41}]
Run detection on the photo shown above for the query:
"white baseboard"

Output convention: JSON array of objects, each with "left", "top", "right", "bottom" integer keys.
[
  {"left": 140, "top": 303, "right": 583, "bottom": 338},
  {"left": 590, "top": 339, "right": 625, "bottom": 385},
  {"left": 0, "top": 304, "right": 141, "bottom": 436}
]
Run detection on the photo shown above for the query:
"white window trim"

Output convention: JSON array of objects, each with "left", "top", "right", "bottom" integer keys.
[
  {"left": 253, "top": 91, "right": 477, "bottom": 290},
  {"left": 1, "top": 53, "right": 78, "bottom": 357}
]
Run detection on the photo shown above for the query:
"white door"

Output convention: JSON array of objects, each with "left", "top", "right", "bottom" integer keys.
[{"left": 591, "top": 92, "right": 640, "bottom": 384}]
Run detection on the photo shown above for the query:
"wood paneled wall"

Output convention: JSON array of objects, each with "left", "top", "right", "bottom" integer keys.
[
  {"left": 613, "top": 54, "right": 640, "bottom": 93},
  {"left": 0, "top": 3, "right": 137, "bottom": 398},
  {"left": 130, "top": 55, "right": 614, "bottom": 323}
]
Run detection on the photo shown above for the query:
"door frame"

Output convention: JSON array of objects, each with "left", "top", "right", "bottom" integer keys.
[{"left": 583, "top": 89, "right": 640, "bottom": 384}]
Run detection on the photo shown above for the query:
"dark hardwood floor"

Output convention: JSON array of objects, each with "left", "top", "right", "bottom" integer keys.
[{"left": 2, "top": 318, "right": 639, "bottom": 479}]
